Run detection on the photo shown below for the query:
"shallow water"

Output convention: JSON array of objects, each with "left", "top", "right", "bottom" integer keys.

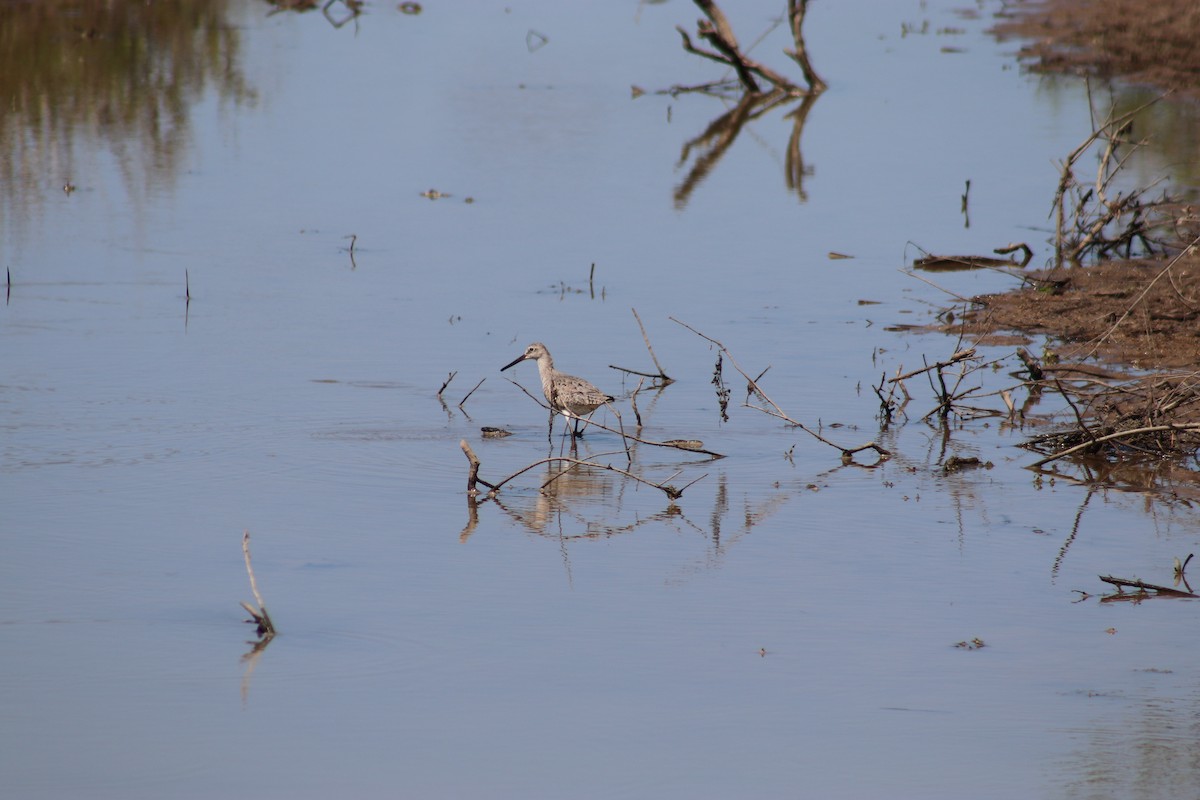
[{"left": 3, "top": 1, "right": 1199, "bottom": 798}]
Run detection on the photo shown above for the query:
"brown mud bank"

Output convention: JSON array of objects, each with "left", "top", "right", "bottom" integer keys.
[
  {"left": 994, "top": 0, "right": 1200, "bottom": 99},
  {"left": 924, "top": 250, "right": 1200, "bottom": 487},
  {"left": 920, "top": 1, "right": 1200, "bottom": 470}
]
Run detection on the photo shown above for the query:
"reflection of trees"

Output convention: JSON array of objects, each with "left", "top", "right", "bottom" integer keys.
[
  {"left": 0, "top": 1, "right": 253, "bottom": 240},
  {"left": 670, "top": 0, "right": 824, "bottom": 208},
  {"left": 674, "top": 89, "right": 819, "bottom": 209}
]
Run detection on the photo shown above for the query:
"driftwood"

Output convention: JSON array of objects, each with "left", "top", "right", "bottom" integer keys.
[{"left": 1098, "top": 575, "right": 1198, "bottom": 599}]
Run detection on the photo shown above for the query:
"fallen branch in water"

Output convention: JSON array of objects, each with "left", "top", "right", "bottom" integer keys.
[
  {"left": 1030, "top": 423, "right": 1200, "bottom": 467},
  {"left": 240, "top": 531, "right": 276, "bottom": 638},
  {"left": 888, "top": 349, "right": 977, "bottom": 383},
  {"left": 578, "top": 416, "right": 725, "bottom": 459},
  {"left": 1099, "top": 574, "right": 1198, "bottom": 598},
  {"left": 670, "top": 316, "right": 891, "bottom": 464}
]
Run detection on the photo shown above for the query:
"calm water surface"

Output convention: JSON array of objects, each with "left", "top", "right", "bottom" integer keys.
[{"left": 3, "top": 1, "right": 1199, "bottom": 798}]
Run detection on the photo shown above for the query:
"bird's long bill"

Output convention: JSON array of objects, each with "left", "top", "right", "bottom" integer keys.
[{"left": 500, "top": 353, "right": 527, "bottom": 372}]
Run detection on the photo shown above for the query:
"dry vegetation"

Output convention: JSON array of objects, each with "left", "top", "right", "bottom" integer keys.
[{"left": 909, "top": 0, "right": 1200, "bottom": 471}]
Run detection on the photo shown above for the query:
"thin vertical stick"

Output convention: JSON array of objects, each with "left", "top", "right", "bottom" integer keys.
[
  {"left": 459, "top": 377, "right": 486, "bottom": 408},
  {"left": 631, "top": 307, "right": 672, "bottom": 383},
  {"left": 241, "top": 531, "right": 275, "bottom": 636}
]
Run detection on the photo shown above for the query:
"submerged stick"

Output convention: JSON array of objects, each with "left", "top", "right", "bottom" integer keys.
[{"left": 241, "top": 531, "right": 276, "bottom": 638}]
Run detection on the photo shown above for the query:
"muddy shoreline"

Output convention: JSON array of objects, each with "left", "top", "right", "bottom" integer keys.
[
  {"left": 972, "top": 0, "right": 1200, "bottom": 372},
  {"left": 917, "top": 1, "right": 1200, "bottom": 463},
  {"left": 994, "top": 0, "right": 1200, "bottom": 101}
]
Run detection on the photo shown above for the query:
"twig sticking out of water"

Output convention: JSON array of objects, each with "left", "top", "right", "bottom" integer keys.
[
  {"left": 610, "top": 308, "right": 674, "bottom": 386},
  {"left": 460, "top": 439, "right": 498, "bottom": 495},
  {"left": 671, "top": 316, "right": 891, "bottom": 464},
  {"left": 459, "top": 377, "right": 485, "bottom": 409},
  {"left": 676, "top": 0, "right": 823, "bottom": 95},
  {"left": 240, "top": 531, "right": 276, "bottom": 639},
  {"left": 630, "top": 377, "right": 645, "bottom": 428},
  {"left": 437, "top": 371, "right": 457, "bottom": 399},
  {"left": 571, "top": 414, "right": 723, "bottom": 458},
  {"left": 1014, "top": 348, "right": 1044, "bottom": 382},
  {"left": 712, "top": 352, "right": 731, "bottom": 422}
]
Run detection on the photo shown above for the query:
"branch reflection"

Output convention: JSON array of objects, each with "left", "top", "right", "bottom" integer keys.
[{"left": 673, "top": 90, "right": 820, "bottom": 210}]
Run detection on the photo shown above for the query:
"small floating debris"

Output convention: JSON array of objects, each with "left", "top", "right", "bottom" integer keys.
[
  {"left": 526, "top": 29, "right": 549, "bottom": 52},
  {"left": 942, "top": 455, "right": 992, "bottom": 474},
  {"left": 954, "top": 638, "right": 986, "bottom": 650},
  {"left": 421, "top": 188, "right": 451, "bottom": 200}
]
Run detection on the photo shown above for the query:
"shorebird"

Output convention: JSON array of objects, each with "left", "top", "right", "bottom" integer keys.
[{"left": 501, "top": 342, "right": 614, "bottom": 437}]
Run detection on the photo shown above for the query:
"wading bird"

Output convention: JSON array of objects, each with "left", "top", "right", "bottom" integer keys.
[{"left": 501, "top": 342, "right": 614, "bottom": 437}]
